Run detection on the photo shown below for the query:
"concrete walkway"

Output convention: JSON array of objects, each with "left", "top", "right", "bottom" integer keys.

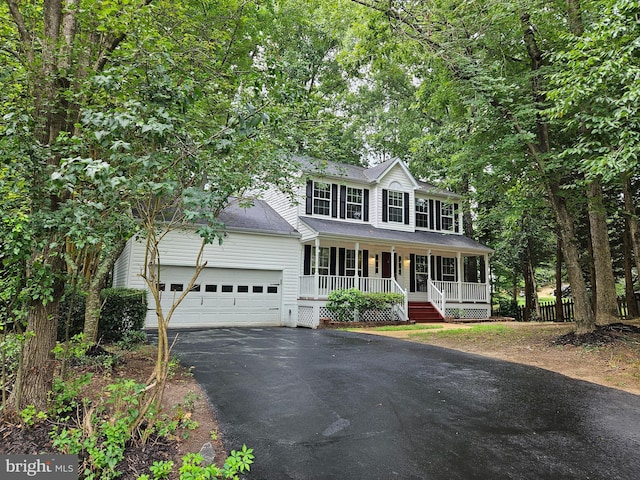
[{"left": 171, "top": 327, "right": 640, "bottom": 480}]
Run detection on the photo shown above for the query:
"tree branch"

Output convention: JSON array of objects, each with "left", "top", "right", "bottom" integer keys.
[{"left": 5, "top": 0, "right": 34, "bottom": 62}]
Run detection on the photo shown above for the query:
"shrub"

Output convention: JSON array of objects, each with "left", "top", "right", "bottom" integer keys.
[
  {"left": 57, "top": 291, "right": 87, "bottom": 342},
  {"left": 57, "top": 288, "right": 147, "bottom": 343},
  {"left": 99, "top": 288, "right": 147, "bottom": 342},
  {"left": 326, "top": 289, "right": 405, "bottom": 322},
  {"left": 326, "top": 288, "right": 367, "bottom": 321}
]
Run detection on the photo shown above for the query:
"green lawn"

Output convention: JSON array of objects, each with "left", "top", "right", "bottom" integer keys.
[{"left": 366, "top": 324, "right": 443, "bottom": 332}]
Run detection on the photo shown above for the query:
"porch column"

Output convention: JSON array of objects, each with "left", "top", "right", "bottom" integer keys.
[
  {"left": 355, "top": 241, "right": 360, "bottom": 290},
  {"left": 485, "top": 253, "right": 491, "bottom": 304},
  {"left": 391, "top": 246, "right": 396, "bottom": 281},
  {"left": 457, "top": 252, "right": 462, "bottom": 302},
  {"left": 314, "top": 237, "right": 320, "bottom": 299},
  {"left": 427, "top": 249, "right": 432, "bottom": 301}
]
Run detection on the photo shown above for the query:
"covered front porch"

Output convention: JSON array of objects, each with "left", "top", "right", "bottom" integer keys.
[{"left": 296, "top": 239, "right": 492, "bottom": 328}]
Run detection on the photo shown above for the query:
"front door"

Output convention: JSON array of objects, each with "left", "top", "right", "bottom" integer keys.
[{"left": 382, "top": 252, "right": 392, "bottom": 278}]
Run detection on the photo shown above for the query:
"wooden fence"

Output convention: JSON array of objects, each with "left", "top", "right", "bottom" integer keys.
[{"left": 508, "top": 295, "right": 640, "bottom": 322}]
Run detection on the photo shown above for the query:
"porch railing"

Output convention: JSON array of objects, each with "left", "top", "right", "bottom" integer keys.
[
  {"left": 428, "top": 281, "right": 445, "bottom": 317},
  {"left": 299, "top": 275, "right": 408, "bottom": 321},
  {"left": 300, "top": 275, "right": 403, "bottom": 298},
  {"left": 432, "top": 281, "right": 489, "bottom": 303},
  {"left": 300, "top": 276, "right": 488, "bottom": 306}
]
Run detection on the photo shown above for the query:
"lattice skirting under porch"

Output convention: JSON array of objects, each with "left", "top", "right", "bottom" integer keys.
[
  {"left": 297, "top": 306, "right": 316, "bottom": 328},
  {"left": 297, "top": 302, "right": 402, "bottom": 328},
  {"left": 445, "top": 306, "right": 491, "bottom": 319}
]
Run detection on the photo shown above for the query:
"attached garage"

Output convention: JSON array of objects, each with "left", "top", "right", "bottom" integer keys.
[
  {"left": 152, "top": 267, "right": 283, "bottom": 328},
  {"left": 113, "top": 198, "right": 301, "bottom": 329}
]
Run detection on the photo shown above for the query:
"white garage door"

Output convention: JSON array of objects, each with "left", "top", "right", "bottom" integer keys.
[{"left": 150, "top": 266, "right": 282, "bottom": 328}]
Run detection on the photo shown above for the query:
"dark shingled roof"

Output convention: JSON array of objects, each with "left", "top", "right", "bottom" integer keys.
[
  {"left": 300, "top": 216, "right": 492, "bottom": 254},
  {"left": 295, "top": 156, "right": 461, "bottom": 199},
  {"left": 218, "top": 199, "right": 299, "bottom": 236}
]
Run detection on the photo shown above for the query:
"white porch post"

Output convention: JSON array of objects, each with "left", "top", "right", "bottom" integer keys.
[
  {"left": 457, "top": 252, "right": 462, "bottom": 302},
  {"left": 314, "top": 237, "right": 320, "bottom": 299},
  {"left": 391, "top": 246, "right": 396, "bottom": 282},
  {"left": 427, "top": 249, "right": 432, "bottom": 301},
  {"left": 355, "top": 241, "right": 360, "bottom": 290},
  {"left": 485, "top": 253, "right": 491, "bottom": 305}
]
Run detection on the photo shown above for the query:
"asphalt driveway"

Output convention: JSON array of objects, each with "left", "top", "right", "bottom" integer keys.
[{"left": 170, "top": 327, "right": 640, "bottom": 480}]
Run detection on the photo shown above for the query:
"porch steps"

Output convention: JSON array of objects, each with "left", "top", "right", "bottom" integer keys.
[{"left": 408, "top": 302, "right": 445, "bottom": 323}]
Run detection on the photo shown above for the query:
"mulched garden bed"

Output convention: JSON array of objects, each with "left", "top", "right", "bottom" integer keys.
[
  {"left": 552, "top": 322, "right": 640, "bottom": 347},
  {"left": 0, "top": 419, "right": 180, "bottom": 480}
]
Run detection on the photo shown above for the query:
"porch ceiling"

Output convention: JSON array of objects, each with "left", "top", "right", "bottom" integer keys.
[{"left": 299, "top": 216, "right": 493, "bottom": 254}]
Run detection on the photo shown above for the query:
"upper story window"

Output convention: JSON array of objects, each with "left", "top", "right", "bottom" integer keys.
[
  {"left": 441, "top": 203, "right": 455, "bottom": 231},
  {"left": 313, "top": 182, "right": 331, "bottom": 216},
  {"left": 346, "top": 187, "right": 363, "bottom": 220},
  {"left": 415, "top": 198, "right": 429, "bottom": 228},
  {"left": 388, "top": 191, "right": 404, "bottom": 223}
]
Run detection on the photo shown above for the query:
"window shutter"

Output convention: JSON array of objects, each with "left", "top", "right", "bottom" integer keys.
[
  {"left": 435, "top": 200, "right": 442, "bottom": 231},
  {"left": 303, "top": 245, "right": 312, "bottom": 275},
  {"left": 305, "top": 180, "right": 313, "bottom": 215},
  {"left": 410, "top": 254, "right": 416, "bottom": 293},
  {"left": 340, "top": 185, "right": 346, "bottom": 219},
  {"left": 429, "top": 199, "right": 435, "bottom": 230},
  {"left": 404, "top": 192, "right": 410, "bottom": 225},
  {"left": 382, "top": 189, "right": 388, "bottom": 222},
  {"left": 330, "top": 247, "right": 337, "bottom": 275},
  {"left": 362, "top": 250, "right": 369, "bottom": 277},
  {"left": 436, "top": 256, "right": 442, "bottom": 281},
  {"left": 338, "top": 248, "right": 346, "bottom": 276},
  {"left": 454, "top": 202, "right": 460, "bottom": 233},
  {"left": 363, "top": 189, "right": 369, "bottom": 221}
]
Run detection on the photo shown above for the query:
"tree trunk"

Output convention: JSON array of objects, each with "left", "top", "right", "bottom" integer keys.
[
  {"left": 84, "top": 241, "right": 127, "bottom": 344},
  {"left": 623, "top": 222, "right": 639, "bottom": 319},
  {"left": 523, "top": 257, "right": 532, "bottom": 322},
  {"left": 519, "top": 10, "right": 595, "bottom": 334},
  {"left": 8, "top": 251, "right": 65, "bottom": 412},
  {"left": 555, "top": 235, "right": 564, "bottom": 321},
  {"left": 548, "top": 182, "right": 595, "bottom": 334},
  {"left": 622, "top": 176, "right": 640, "bottom": 284},
  {"left": 586, "top": 179, "right": 619, "bottom": 325}
]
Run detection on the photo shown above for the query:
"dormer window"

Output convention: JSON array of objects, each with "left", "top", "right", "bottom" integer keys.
[
  {"left": 313, "top": 182, "right": 331, "bottom": 216},
  {"left": 346, "top": 187, "right": 363, "bottom": 220},
  {"left": 382, "top": 188, "right": 409, "bottom": 225},
  {"left": 388, "top": 191, "right": 404, "bottom": 223},
  {"left": 415, "top": 198, "right": 429, "bottom": 228}
]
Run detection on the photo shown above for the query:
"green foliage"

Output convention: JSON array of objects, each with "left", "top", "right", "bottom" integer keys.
[
  {"left": 99, "top": 288, "right": 147, "bottom": 343},
  {"left": 19, "top": 405, "right": 48, "bottom": 427},
  {"left": 57, "top": 288, "right": 146, "bottom": 343},
  {"left": 49, "top": 378, "right": 147, "bottom": 479},
  {"left": 149, "top": 461, "right": 174, "bottom": 479},
  {"left": 57, "top": 292, "right": 88, "bottom": 342},
  {"left": 327, "top": 289, "right": 404, "bottom": 322},
  {"left": 116, "top": 330, "right": 148, "bottom": 351}
]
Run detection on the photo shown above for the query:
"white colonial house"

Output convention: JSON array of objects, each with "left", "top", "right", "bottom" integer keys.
[{"left": 113, "top": 157, "right": 493, "bottom": 329}]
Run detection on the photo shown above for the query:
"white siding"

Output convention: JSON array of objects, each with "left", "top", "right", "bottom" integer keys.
[
  {"left": 124, "top": 228, "right": 301, "bottom": 328},
  {"left": 112, "top": 240, "right": 132, "bottom": 287},
  {"left": 262, "top": 184, "right": 303, "bottom": 229},
  {"left": 376, "top": 163, "right": 415, "bottom": 232}
]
